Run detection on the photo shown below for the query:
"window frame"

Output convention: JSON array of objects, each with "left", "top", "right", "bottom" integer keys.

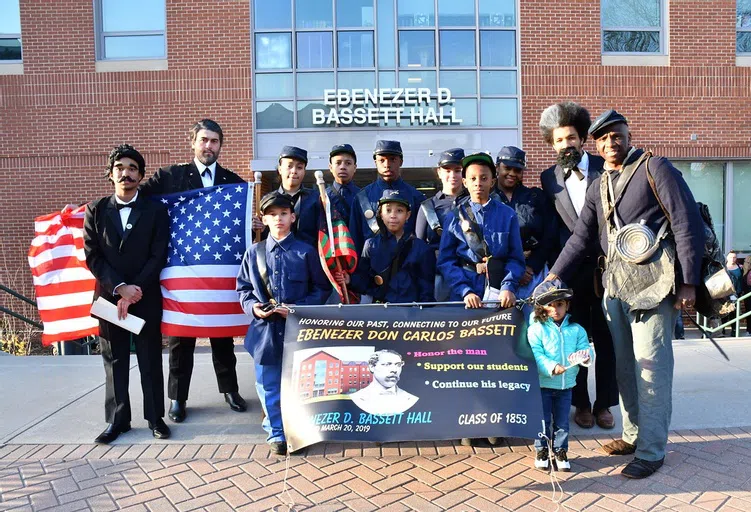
[
  {"left": 94, "top": 0, "right": 167, "bottom": 61},
  {"left": 0, "top": 0, "right": 22, "bottom": 63},
  {"left": 738, "top": 0, "right": 751, "bottom": 55},
  {"left": 251, "top": 0, "right": 521, "bottom": 131},
  {"left": 600, "top": 0, "right": 666, "bottom": 55}
]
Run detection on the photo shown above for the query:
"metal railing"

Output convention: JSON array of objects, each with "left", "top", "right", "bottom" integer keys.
[
  {"left": 0, "top": 283, "right": 42, "bottom": 329},
  {"left": 696, "top": 289, "right": 751, "bottom": 338}
]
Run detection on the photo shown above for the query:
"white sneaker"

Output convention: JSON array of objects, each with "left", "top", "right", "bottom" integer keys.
[
  {"left": 535, "top": 448, "right": 550, "bottom": 470},
  {"left": 554, "top": 448, "right": 571, "bottom": 471}
]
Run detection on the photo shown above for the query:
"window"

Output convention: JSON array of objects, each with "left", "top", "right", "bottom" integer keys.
[
  {"left": 0, "top": 0, "right": 22, "bottom": 62},
  {"left": 96, "top": 0, "right": 166, "bottom": 60},
  {"left": 732, "top": 163, "right": 751, "bottom": 251},
  {"left": 739, "top": 0, "right": 751, "bottom": 53},
  {"left": 602, "top": 0, "right": 663, "bottom": 54},
  {"left": 252, "top": 0, "right": 520, "bottom": 129}
]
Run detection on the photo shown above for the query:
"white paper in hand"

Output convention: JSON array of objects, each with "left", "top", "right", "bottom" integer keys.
[
  {"left": 90, "top": 297, "right": 145, "bottom": 335},
  {"left": 482, "top": 286, "right": 500, "bottom": 309},
  {"left": 565, "top": 349, "right": 591, "bottom": 369}
]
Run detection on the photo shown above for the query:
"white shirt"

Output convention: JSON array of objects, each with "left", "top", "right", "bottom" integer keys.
[
  {"left": 113, "top": 191, "right": 138, "bottom": 295},
  {"left": 564, "top": 152, "right": 589, "bottom": 216},
  {"left": 194, "top": 157, "right": 217, "bottom": 188},
  {"left": 114, "top": 191, "right": 138, "bottom": 230}
]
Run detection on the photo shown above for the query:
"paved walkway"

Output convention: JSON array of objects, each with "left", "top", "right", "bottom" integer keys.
[
  {"left": 2, "top": 338, "right": 751, "bottom": 511},
  {"left": 3, "top": 427, "right": 751, "bottom": 511}
]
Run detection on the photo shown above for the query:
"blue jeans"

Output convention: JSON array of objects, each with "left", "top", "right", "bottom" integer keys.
[
  {"left": 254, "top": 363, "right": 285, "bottom": 443},
  {"left": 604, "top": 295, "right": 677, "bottom": 462},
  {"left": 534, "top": 388, "right": 572, "bottom": 452}
]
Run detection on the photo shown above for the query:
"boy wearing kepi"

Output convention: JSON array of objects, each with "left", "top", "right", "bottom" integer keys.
[
  {"left": 236, "top": 192, "right": 330, "bottom": 455},
  {"left": 340, "top": 190, "right": 435, "bottom": 303},
  {"left": 527, "top": 280, "right": 593, "bottom": 472}
]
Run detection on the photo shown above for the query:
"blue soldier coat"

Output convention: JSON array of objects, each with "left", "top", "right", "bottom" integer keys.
[
  {"left": 349, "top": 232, "right": 435, "bottom": 303},
  {"left": 498, "top": 184, "right": 557, "bottom": 274},
  {"left": 326, "top": 181, "right": 360, "bottom": 223},
  {"left": 236, "top": 234, "right": 331, "bottom": 365},
  {"left": 415, "top": 192, "right": 457, "bottom": 252},
  {"left": 349, "top": 177, "right": 426, "bottom": 253},
  {"left": 262, "top": 187, "right": 325, "bottom": 247},
  {"left": 437, "top": 198, "right": 526, "bottom": 300}
]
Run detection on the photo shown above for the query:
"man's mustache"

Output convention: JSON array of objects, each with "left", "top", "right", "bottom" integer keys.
[{"left": 118, "top": 176, "right": 136, "bottom": 183}]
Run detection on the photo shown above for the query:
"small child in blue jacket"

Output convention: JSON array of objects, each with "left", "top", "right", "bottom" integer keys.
[{"left": 527, "top": 280, "right": 593, "bottom": 472}]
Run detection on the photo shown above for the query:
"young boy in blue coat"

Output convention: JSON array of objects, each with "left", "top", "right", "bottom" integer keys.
[
  {"left": 339, "top": 189, "right": 435, "bottom": 303},
  {"left": 437, "top": 152, "right": 526, "bottom": 310},
  {"left": 527, "top": 280, "right": 593, "bottom": 471},
  {"left": 236, "top": 192, "right": 330, "bottom": 455}
]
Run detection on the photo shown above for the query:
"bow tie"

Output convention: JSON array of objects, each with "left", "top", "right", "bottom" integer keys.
[
  {"left": 201, "top": 168, "right": 212, "bottom": 179},
  {"left": 116, "top": 202, "right": 135, "bottom": 211},
  {"left": 564, "top": 167, "right": 585, "bottom": 181}
]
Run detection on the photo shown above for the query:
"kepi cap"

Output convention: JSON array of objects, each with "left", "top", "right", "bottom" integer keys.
[
  {"left": 259, "top": 191, "right": 294, "bottom": 213},
  {"left": 330, "top": 143, "right": 357, "bottom": 162},
  {"left": 438, "top": 148, "right": 465, "bottom": 167},
  {"left": 279, "top": 145, "right": 308, "bottom": 164},
  {"left": 377, "top": 189, "right": 411, "bottom": 209},
  {"left": 532, "top": 279, "right": 574, "bottom": 306},
  {"left": 588, "top": 110, "right": 628, "bottom": 139},
  {"left": 373, "top": 140, "right": 403, "bottom": 159},
  {"left": 496, "top": 146, "right": 527, "bottom": 169}
]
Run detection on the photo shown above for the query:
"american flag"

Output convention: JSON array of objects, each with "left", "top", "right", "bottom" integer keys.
[
  {"left": 159, "top": 183, "right": 255, "bottom": 337},
  {"left": 28, "top": 206, "right": 99, "bottom": 345}
]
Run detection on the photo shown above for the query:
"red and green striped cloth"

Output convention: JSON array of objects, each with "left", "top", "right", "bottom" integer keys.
[{"left": 318, "top": 204, "right": 358, "bottom": 302}]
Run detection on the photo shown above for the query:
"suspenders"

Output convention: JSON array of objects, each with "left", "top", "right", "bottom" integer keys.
[
  {"left": 255, "top": 239, "right": 274, "bottom": 301},
  {"left": 420, "top": 199, "right": 443, "bottom": 235},
  {"left": 356, "top": 190, "right": 380, "bottom": 235}
]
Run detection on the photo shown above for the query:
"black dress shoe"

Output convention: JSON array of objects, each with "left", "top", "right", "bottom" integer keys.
[
  {"left": 149, "top": 419, "right": 171, "bottom": 439},
  {"left": 224, "top": 391, "right": 247, "bottom": 412},
  {"left": 168, "top": 400, "right": 186, "bottom": 423},
  {"left": 269, "top": 441, "right": 287, "bottom": 455},
  {"left": 621, "top": 457, "right": 664, "bottom": 479},
  {"left": 94, "top": 423, "right": 130, "bottom": 444}
]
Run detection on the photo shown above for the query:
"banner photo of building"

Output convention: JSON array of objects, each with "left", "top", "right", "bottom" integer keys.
[{"left": 280, "top": 306, "right": 544, "bottom": 452}]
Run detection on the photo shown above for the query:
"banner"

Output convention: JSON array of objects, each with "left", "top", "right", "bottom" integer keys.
[{"left": 281, "top": 306, "right": 544, "bottom": 452}]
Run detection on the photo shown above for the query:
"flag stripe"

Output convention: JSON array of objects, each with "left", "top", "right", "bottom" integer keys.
[
  {"left": 160, "top": 277, "right": 237, "bottom": 291},
  {"left": 161, "top": 288, "right": 239, "bottom": 303},
  {"left": 162, "top": 310, "right": 249, "bottom": 328},
  {"left": 39, "top": 304, "right": 94, "bottom": 322},
  {"left": 35, "top": 280, "right": 97, "bottom": 298},
  {"left": 162, "top": 298, "right": 244, "bottom": 315},
  {"left": 40, "top": 316, "right": 99, "bottom": 336},
  {"left": 36, "top": 292, "right": 98, "bottom": 310},
  {"left": 162, "top": 324, "right": 245, "bottom": 338}
]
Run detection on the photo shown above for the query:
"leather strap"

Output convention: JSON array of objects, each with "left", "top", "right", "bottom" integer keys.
[
  {"left": 420, "top": 199, "right": 443, "bottom": 235},
  {"left": 356, "top": 190, "right": 380, "bottom": 235},
  {"left": 373, "top": 236, "right": 415, "bottom": 301},
  {"left": 457, "top": 203, "right": 488, "bottom": 260},
  {"left": 255, "top": 239, "right": 274, "bottom": 301}
]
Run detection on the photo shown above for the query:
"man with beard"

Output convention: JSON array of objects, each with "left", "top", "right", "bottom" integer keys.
[
  {"left": 141, "top": 119, "right": 249, "bottom": 423},
  {"left": 547, "top": 110, "right": 704, "bottom": 478},
  {"left": 539, "top": 102, "right": 618, "bottom": 431}
]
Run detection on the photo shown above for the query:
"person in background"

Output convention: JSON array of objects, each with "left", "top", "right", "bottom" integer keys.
[
  {"left": 495, "top": 146, "right": 556, "bottom": 312},
  {"left": 349, "top": 140, "right": 426, "bottom": 253},
  {"left": 415, "top": 148, "right": 465, "bottom": 300},
  {"left": 326, "top": 144, "right": 360, "bottom": 222},
  {"left": 527, "top": 280, "right": 592, "bottom": 472},
  {"left": 721, "top": 251, "right": 743, "bottom": 336},
  {"left": 743, "top": 255, "right": 751, "bottom": 335}
]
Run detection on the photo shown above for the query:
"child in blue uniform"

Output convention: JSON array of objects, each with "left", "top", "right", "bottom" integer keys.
[
  {"left": 527, "top": 280, "right": 592, "bottom": 472},
  {"left": 236, "top": 192, "right": 330, "bottom": 455},
  {"left": 340, "top": 189, "right": 435, "bottom": 303},
  {"left": 438, "top": 152, "right": 525, "bottom": 310}
]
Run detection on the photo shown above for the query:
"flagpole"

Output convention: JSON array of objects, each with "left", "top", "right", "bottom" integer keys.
[
  {"left": 253, "top": 171, "right": 263, "bottom": 243},
  {"left": 314, "top": 171, "right": 350, "bottom": 304}
]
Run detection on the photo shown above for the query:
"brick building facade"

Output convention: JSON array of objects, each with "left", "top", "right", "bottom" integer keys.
[
  {"left": 295, "top": 351, "right": 372, "bottom": 400},
  {"left": 1, "top": 0, "right": 750, "bottom": 318}
]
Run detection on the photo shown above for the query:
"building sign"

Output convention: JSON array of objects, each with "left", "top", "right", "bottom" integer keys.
[{"left": 312, "top": 88, "right": 463, "bottom": 127}]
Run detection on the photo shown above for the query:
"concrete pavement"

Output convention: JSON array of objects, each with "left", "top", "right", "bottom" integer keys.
[{"left": 0, "top": 338, "right": 750, "bottom": 510}]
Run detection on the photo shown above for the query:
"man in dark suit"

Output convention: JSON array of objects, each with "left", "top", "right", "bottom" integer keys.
[
  {"left": 539, "top": 102, "right": 618, "bottom": 430},
  {"left": 141, "top": 119, "right": 249, "bottom": 423},
  {"left": 83, "top": 144, "right": 171, "bottom": 444}
]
